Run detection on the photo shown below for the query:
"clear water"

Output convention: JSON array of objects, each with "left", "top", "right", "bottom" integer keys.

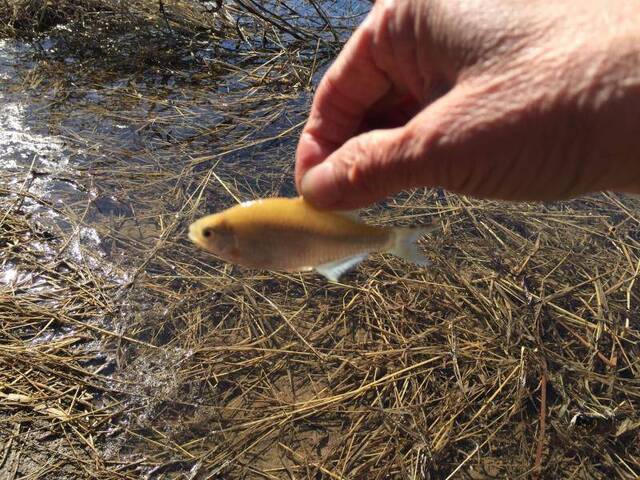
[{"left": 0, "top": 2, "right": 369, "bottom": 476}]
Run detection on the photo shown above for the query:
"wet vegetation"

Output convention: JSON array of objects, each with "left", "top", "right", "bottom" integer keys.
[{"left": 1, "top": 1, "right": 639, "bottom": 478}]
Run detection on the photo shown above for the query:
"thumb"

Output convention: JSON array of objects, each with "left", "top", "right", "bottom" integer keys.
[
  {"left": 299, "top": 127, "right": 419, "bottom": 210},
  {"left": 299, "top": 87, "right": 472, "bottom": 210}
]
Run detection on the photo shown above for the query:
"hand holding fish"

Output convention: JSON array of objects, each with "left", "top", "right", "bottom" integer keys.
[{"left": 296, "top": 0, "right": 640, "bottom": 209}]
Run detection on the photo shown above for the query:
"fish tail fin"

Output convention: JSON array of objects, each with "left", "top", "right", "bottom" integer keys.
[{"left": 388, "top": 223, "right": 439, "bottom": 267}]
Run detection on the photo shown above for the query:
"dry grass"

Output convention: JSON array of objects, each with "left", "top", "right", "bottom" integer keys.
[{"left": 1, "top": 1, "right": 639, "bottom": 479}]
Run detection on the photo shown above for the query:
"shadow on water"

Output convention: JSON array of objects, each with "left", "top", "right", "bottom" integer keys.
[{"left": 2, "top": 1, "right": 640, "bottom": 479}]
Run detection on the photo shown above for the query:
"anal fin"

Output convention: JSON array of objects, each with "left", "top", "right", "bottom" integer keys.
[{"left": 315, "top": 253, "right": 367, "bottom": 282}]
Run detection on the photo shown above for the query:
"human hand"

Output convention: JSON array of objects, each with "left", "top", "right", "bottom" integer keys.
[{"left": 295, "top": 0, "right": 640, "bottom": 209}]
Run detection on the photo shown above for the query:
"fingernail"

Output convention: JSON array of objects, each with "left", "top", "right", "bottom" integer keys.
[{"left": 300, "top": 162, "right": 341, "bottom": 208}]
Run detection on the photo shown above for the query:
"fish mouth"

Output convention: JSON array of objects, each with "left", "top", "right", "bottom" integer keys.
[{"left": 187, "top": 223, "right": 198, "bottom": 244}]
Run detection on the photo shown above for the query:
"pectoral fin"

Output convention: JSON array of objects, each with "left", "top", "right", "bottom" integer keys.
[{"left": 315, "top": 253, "right": 368, "bottom": 282}]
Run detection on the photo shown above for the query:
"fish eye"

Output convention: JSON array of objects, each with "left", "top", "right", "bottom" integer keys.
[{"left": 203, "top": 228, "right": 213, "bottom": 238}]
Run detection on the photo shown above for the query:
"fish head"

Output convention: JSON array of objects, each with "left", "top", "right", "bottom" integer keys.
[{"left": 188, "top": 214, "right": 239, "bottom": 261}]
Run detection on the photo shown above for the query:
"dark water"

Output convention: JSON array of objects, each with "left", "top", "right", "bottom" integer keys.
[{"left": 0, "top": 0, "right": 368, "bottom": 272}]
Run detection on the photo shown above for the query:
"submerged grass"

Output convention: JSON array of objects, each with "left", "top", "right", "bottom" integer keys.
[{"left": 1, "top": 1, "right": 639, "bottom": 478}]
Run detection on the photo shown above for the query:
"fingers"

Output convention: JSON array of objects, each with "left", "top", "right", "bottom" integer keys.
[
  {"left": 298, "top": 123, "right": 432, "bottom": 210},
  {"left": 295, "top": 8, "right": 394, "bottom": 192},
  {"left": 298, "top": 85, "right": 471, "bottom": 209},
  {"left": 299, "top": 126, "right": 413, "bottom": 210}
]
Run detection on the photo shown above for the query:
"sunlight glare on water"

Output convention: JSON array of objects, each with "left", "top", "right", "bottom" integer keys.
[
  {"left": 0, "top": 40, "right": 129, "bottom": 290},
  {"left": 0, "top": 41, "right": 66, "bottom": 173}
]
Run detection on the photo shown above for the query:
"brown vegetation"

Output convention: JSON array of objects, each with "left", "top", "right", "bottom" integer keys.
[{"left": 1, "top": 1, "right": 639, "bottom": 478}]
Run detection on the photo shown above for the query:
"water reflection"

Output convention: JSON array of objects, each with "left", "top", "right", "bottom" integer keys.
[{"left": 0, "top": 2, "right": 373, "bottom": 476}]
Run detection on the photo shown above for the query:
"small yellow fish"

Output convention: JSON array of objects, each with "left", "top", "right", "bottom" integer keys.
[{"left": 188, "top": 197, "right": 437, "bottom": 281}]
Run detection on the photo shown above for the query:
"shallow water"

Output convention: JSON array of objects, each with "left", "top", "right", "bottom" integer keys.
[
  {"left": 5, "top": 3, "right": 639, "bottom": 478},
  {"left": 0, "top": 2, "right": 369, "bottom": 477}
]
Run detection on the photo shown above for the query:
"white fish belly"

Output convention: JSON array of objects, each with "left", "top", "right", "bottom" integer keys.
[{"left": 238, "top": 227, "right": 390, "bottom": 271}]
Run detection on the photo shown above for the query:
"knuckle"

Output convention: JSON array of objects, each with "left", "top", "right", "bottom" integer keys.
[{"left": 342, "top": 130, "right": 414, "bottom": 198}]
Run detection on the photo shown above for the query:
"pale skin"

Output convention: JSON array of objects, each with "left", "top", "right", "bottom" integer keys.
[{"left": 295, "top": 0, "right": 640, "bottom": 210}]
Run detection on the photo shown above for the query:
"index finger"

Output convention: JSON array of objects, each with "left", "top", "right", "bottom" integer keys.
[{"left": 295, "top": 11, "right": 392, "bottom": 191}]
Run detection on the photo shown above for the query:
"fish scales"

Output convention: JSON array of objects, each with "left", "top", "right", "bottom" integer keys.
[
  {"left": 225, "top": 199, "right": 390, "bottom": 270},
  {"left": 188, "top": 197, "right": 436, "bottom": 281}
]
